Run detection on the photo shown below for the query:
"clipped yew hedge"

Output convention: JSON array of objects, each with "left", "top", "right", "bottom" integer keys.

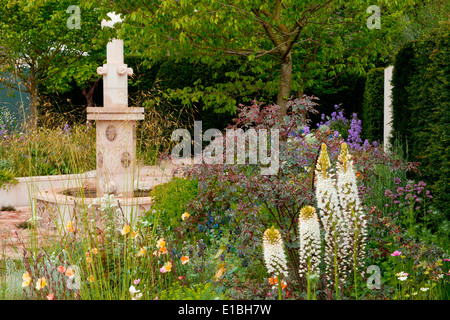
[
  {"left": 391, "top": 22, "right": 449, "bottom": 218},
  {"left": 362, "top": 67, "right": 384, "bottom": 143}
]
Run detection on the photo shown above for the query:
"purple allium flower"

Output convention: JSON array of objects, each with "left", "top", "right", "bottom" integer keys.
[{"left": 363, "top": 139, "right": 370, "bottom": 150}]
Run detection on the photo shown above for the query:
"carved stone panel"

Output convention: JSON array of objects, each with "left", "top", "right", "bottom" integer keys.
[
  {"left": 106, "top": 124, "right": 117, "bottom": 142},
  {"left": 121, "top": 151, "right": 131, "bottom": 168}
]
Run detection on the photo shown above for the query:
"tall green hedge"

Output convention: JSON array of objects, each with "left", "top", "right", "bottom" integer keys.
[
  {"left": 362, "top": 67, "right": 384, "bottom": 143},
  {"left": 391, "top": 41, "right": 417, "bottom": 155},
  {"left": 391, "top": 21, "right": 449, "bottom": 218}
]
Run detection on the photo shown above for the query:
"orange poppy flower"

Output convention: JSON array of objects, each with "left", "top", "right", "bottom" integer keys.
[
  {"left": 181, "top": 256, "right": 189, "bottom": 265},
  {"left": 268, "top": 276, "right": 278, "bottom": 285}
]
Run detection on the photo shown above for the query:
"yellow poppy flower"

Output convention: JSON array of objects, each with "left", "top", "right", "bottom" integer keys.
[
  {"left": 65, "top": 268, "right": 75, "bottom": 278},
  {"left": 156, "top": 238, "right": 166, "bottom": 248},
  {"left": 130, "top": 231, "right": 139, "bottom": 239},
  {"left": 164, "top": 261, "right": 172, "bottom": 272},
  {"left": 181, "top": 212, "right": 190, "bottom": 220},
  {"left": 22, "top": 272, "right": 31, "bottom": 288},
  {"left": 268, "top": 276, "right": 278, "bottom": 285},
  {"left": 36, "top": 277, "right": 47, "bottom": 290},
  {"left": 121, "top": 225, "right": 130, "bottom": 235},
  {"left": 65, "top": 221, "right": 75, "bottom": 233},
  {"left": 137, "top": 247, "right": 147, "bottom": 257}
]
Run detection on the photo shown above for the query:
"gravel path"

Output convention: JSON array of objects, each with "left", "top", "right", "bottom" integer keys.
[{"left": 0, "top": 207, "right": 58, "bottom": 260}]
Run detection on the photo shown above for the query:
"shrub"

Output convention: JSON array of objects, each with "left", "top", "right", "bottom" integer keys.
[
  {"left": 182, "top": 97, "right": 416, "bottom": 296},
  {"left": 147, "top": 177, "right": 198, "bottom": 230},
  {"left": 0, "top": 168, "right": 17, "bottom": 190},
  {"left": 157, "top": 282, "right": 228, "bottom": 300}
]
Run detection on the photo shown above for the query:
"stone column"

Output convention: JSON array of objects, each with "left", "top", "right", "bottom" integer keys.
[
  {"left": 384, "top": 66, "right": 394, "bottom": 153},
  {"left": 87, "top": 14, "right": 144, "bottom": 197}
]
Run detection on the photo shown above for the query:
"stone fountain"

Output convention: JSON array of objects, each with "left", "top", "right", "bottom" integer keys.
[{"left": 33, "top": 13, "right": 172, "bottom": 231}]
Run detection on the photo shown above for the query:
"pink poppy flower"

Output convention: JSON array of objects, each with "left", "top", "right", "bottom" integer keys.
[
  {"left": 443, "top": 259, "right": 450, "bottom": 262},
  {"left": 57, "top": 266, "right": 66, "bottom": 273},
  {"left": 160, "top": 267, "right": 167, "bottom": 273},
  {"left": 47, "top": 293, "right": 55, "bottom": 300},
  {"left": 391, "top": 250, "right": 402, "bottom": 257}
]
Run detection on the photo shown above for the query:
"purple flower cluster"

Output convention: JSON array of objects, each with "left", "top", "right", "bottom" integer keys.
[
  {"left": 384, "top": 178, "right": 433, "bottom": 214},
  {"left": 347, "top": 113, "right": 363, "bottom": 150},
  {"left": 317, "top": 105, "right": 348, "bottom": 128},
  {"left": 60, "top": 123, "right": 71, "bottom": 135},
  {"left": 315, "top": 106, "right": 373, "bottom": 151}
]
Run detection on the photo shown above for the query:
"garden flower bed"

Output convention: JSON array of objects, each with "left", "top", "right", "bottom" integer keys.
[{"left": 1, "top": 98, "right": 448, "bottom": 301}]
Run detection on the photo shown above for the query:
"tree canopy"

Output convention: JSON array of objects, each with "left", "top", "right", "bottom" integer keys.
[
  {"left": 0, "top": 0, "right": 104, "bottom": 126},
  {"left": 95, "top": 0, "right": 422, "bottom": 116}
]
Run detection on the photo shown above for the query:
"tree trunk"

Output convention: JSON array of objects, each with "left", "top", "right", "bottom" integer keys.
[
  {"left": 277, "top": 51, "right": 292, "bottom": 117},
  {"left": 28, "top": 82, "right": 38, "bottom": 128},
  {"left": 82, "top": 77, "right": 101, "bottom": 108}
]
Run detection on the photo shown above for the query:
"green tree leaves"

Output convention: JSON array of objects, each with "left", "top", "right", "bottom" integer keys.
[{"left": 100, "top": 0, "right": 421, "bottom": 115}]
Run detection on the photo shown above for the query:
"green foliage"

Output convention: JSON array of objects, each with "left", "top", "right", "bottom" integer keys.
[
  {"left": 154, "top": 57, "right": 238, "bottom": 130},
  {"left": 0, "top": 123, "right": 95, "bottom": 177},
  {"left": 100, "top": 0, "right": 418, "bottom": 113},
  {"left": 363, "top": 164, "right": 407, "bottom": 215},
  {"left": 392, "top": 41, "right": 416, "bottom": 156},
  {"left": 148, "top": 178, "right": 199, "bottom": 230},
  {"left": 0, "top": 0, "right": 104, "bottom": 124},
  {"left": 407, "top": 22, "right": 449, "bottom": 219},
  {"left": 392, "top": 21, "right": 450, "bottom": 218},
  {"left": 0, "top": 168, "right": 17, "bottom": 190},
  {"left": 390, "top": 0, "right": 450, "bottom": 53},
  {"left": 362, "top": 68, "right": 384, "bottom": 143},
  {"left": 0, "top": 259, "right": 26, "bottom": 300},
  {"left": 307, "top": 73, "right": 367, "bottom": 123},
  {"left": 158, "top": 282, "right": 228, "bottom": 300}
]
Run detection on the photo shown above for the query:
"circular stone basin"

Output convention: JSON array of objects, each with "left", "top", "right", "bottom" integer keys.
[
  {"left": 34, "top": 184, "right": 154, "bottom": 231},
  {"left": 61, "top": 187, "right": 152, "bottom": 198},
  {"left": 33, "top": 163, "right": 179, "bottom": 231}
]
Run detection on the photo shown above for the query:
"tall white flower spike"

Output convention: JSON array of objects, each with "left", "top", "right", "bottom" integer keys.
[
  {"left": 263, "top": 227, "right": 289, "bottom": 278},
  {"left": 314, "top": 143, "right": 347, "bottom": 296},
  {"left": 336, "top": 143, "right": 367, "bottom": 284},
  {"left": 298, "top": 206, "right": 321, "bottom": 278}
]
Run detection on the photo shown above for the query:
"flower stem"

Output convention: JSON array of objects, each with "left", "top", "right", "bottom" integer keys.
[
  {"left": 307, "top": 272, "right": 311, "bottom": 300},
  {"left": 278, "top": 275, "right": 283, "bottom": 301}
]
